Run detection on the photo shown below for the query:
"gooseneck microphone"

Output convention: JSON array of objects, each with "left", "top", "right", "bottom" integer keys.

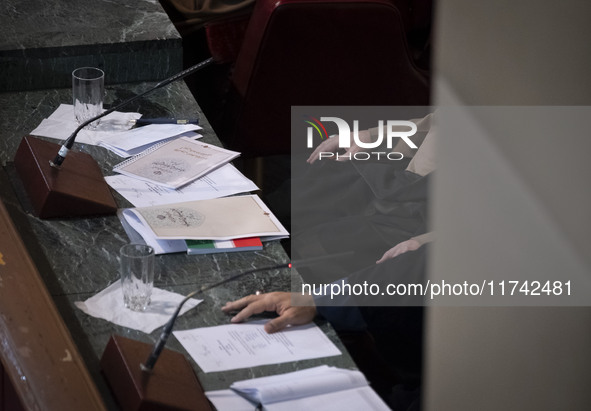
[
  {"left": 50, "top": 57, "right": 214, "bottom": 168},
  {"left": 139, "top": 251, "right": 355, "bottom": 373},
  {"left": 141, "top": 262, "right": 292, "bottom": 372},
  {"left": 100, "top": 253, "right": 353, "bottom": 409}
]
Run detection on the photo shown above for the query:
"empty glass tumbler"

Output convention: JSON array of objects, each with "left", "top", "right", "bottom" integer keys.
[
  {"left": 72, "top": 67, "right": 104, "bottom": 128},
  {"left": 120, "top": 244, "right": 155, "bottom": 311}
]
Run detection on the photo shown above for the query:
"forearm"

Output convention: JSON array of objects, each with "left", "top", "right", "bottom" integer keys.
[{"left": 410, "top": 231, "right": 434, "bottom": 246}]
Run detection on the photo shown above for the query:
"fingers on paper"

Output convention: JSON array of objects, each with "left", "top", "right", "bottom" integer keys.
[
  {"left": 264, "top": 306, "right": 317, "bottom": 333},
  {"left": 222, "top": 293, "right": 276, "bottom": 323}
]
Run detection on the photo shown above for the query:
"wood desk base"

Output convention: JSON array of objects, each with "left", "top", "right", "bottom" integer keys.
[
  {"left": 13, "top": 136, "right": 117, "bottom": 219},
  {"left": 101, "top": 335, "right": 211, "bottom": 411},
  {"left": 0, "top": 199, "right": 107, "bottom": 409}
]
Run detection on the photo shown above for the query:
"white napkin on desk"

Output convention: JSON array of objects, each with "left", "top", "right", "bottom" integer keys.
[
  {"left": 75, "top": 280, "right": 202, "bottom": 333},
  {"left": 30, "top": 103, "right": 142, "bottom": 146}
]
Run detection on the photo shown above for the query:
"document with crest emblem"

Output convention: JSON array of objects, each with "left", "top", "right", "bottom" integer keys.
[
  {"left": 120, "top": 195, "right": 289, "bottom": 243},
  {"left": 113, "top": 136, "right": 239, "bottom": 189}
]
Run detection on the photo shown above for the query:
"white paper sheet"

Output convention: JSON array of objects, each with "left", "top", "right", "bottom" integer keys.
[
  {"left": 206, "top": 387, "right": 390, "bottom": 411},
  {"left": 105, "top": 163, "right": 258, "bottom": 207},
  {"left": 205, "top": 366, "right": 390, "bottom": 411},
  {"left": 205, "top": 389, "right": 256, "bottom": 411},
  {"left": 30, "top": 104, "right": 142, "bottom": 145},
  {"left": 173, "top": 320, "right": 341, "bottom": 373},
  {"left": 29, "top": 104, "right": 202, "bottom": 157},
  {"left": 75, "top": 280, "right": 202, "bottom": 333},
  {"left": 262, "top": 387, "right": 391, "bottom": 411},
  {"left": 231, "top": 366, "right": 368, "bottom": 404},
  {"left": 99, "top": 125, "right": 202, "bottom": 157}
]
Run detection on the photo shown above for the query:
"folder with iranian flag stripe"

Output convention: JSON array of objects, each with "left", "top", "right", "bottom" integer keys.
[{"left": 185, "top": 237, "right": 263, "bottom": 255}]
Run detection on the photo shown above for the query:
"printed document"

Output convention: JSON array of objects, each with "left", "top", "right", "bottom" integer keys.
[
  {"left": 205, "top": 366, "right": 390, "bottom": 411},
  {"left": 113, "top": 137, "right": 239, "bottom": 189},
  {"left": 105, "top": 163, "right": 258, "bottom": 207},
  {"left": 173, "top": 321, "right": 341, "bottom": 372},
  {"left": 99, "top": 125, "right": 201, "bottom": 157},
  {"left": 122, "top": 195, "right": 289, "bottom": 241}
]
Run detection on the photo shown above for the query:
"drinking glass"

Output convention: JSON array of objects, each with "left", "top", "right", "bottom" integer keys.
[
  {"left": 72, "top": 67, "right": 104, "bottom": 128},
  {"left": 120, "top": 244, "right": 154, "bottom": 311}
]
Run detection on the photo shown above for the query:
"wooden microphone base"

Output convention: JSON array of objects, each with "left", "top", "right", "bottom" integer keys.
[
  {"left": 101, "top": 335, "right": 211, "bottom": 411},
  {"left": 13, "top": 136, "right": 117, "bottom": 219}
]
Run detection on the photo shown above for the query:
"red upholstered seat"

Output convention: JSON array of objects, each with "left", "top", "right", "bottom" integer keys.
[{"left": 206, "top": 0, "right": 432, "bottom": 157}]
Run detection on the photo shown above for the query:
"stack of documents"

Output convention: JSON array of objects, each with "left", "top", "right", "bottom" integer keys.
[
  {"left": 118, "top": 194, "right": 289, "bottom": 254},
  {"left": 204, "top": 366, "right": 390, "bottom": 411},
  {"left": 111, "top": 136, "right": 239, "bottom": 187},
  {"left": 98, "top": 125, "right": 201, "bottom": 157},
  {"left": 30, "top": 105, "right": 283, "bottom": 254},
  {"left": 104, "top": 163, "right": 258, "bottom": 207},
  {"left": 30, "top": 103, "right": 202, "bottom": 152},
  {"left": 101, "top": 118, "right": 281, "bottom": 255}
]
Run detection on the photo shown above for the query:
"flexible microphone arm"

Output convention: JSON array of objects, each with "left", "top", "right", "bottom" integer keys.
[
  {"left": 139, "top": 250, "right": 355, "bottom": 373},
  {"left": 50, "top": 57, "right": 215, "bottom": 168}
]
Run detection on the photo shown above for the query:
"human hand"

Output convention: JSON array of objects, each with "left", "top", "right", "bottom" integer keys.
[
  {"left": 307, "top": 130, "right": 373, "bottom": 164},
  {"left": 376, "top": 239, "right": 421, "bottom": 264},
  {"left": 221, "top": 292, "right": 317, "bottom": 333}
]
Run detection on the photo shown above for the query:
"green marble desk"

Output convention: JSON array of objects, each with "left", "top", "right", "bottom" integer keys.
[
  {"left": 0, "top": 0, "right": 182, "bottom": 92},
  {"left": 0, "top": 82, "right": 355, "bottom": 410}
]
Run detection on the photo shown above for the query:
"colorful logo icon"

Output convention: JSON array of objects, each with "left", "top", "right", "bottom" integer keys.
[{"left": 304, "top": 116, "right": 329, "bottom": 146}]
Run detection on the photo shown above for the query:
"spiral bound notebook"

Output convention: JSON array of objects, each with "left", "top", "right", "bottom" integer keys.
[{"left": 112, "top": 137, "right": 240, "bottom": 189}]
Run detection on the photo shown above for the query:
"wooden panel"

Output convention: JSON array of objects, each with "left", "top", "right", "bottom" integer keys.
[
  {"left": 1, "top": 362, "right": 24, "bottom": 411},
  {"left": 0, "top": 200, "right": 106, "bottom": 410}
]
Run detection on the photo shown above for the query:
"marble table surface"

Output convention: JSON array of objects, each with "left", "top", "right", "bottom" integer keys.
[
  {"left": 0, "top": 82, "right": 355, "bottom": 409},
  {"left": 0, "top": 0, "right": 182, "bottom": 91}
]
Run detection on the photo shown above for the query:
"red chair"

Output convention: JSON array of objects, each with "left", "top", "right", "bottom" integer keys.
[{"left": 206, "top": 0, "right": 433, "bottom": 157}]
